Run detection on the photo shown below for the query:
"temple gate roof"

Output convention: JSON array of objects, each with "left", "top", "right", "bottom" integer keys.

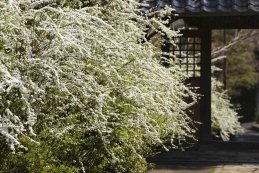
[{"left": 140, "top": 0, "right": 259, "bottom": 16}]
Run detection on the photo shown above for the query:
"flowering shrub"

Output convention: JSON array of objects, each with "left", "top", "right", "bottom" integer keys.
[
  {"left": 211, "top": 34, "right": 245, "bottom": 141},
  {"left": 211, "top": 68, "right": 244, "bottom": 141},
  {"left": 211, "top": 78, "right": 244, "bottom": 141},
  {"left": 0, "top": 0, "right": 198, "bottom": 172}
]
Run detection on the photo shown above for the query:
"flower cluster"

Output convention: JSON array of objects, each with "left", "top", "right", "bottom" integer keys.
[{"left": 0, "top": 0, "right": 197, "bottom": 171}]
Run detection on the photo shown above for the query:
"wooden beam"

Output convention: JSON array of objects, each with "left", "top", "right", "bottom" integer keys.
[{"left": 201, "top": 26, "right": 212, "bottom": 144}]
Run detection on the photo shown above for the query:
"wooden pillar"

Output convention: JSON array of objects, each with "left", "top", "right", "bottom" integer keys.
[{"left": 201, "top": 27, "right": 212, "bottom": 144}]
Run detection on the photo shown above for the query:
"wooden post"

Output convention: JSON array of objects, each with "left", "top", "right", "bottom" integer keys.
[{"left": 201, "top": 26, "right": 212, "bottom": 144}]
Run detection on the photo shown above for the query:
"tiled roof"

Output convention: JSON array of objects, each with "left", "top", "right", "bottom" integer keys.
[{"left": 140, "top": 0, "right": 259, "bottom": 14}]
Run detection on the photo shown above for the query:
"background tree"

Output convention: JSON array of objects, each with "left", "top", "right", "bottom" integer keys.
[{"left": 212, "top": 29, "right": 259, "bottom": 122}]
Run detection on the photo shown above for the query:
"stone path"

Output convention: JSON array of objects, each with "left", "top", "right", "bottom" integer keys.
[
  {"left": 214, "top": 164, "right": 259, "bottom": 173},
  {"left": 149, "top": 163, "right": 259, "bottom": 173},
  {"left": 148, "top": 148, "right": 259, "bottom": 163},
  {"left": 237, "top": 122, "right": 259, "bottom": 142},
  {"left": 148, "top": 122, "right": 259, "bottom": 173}
]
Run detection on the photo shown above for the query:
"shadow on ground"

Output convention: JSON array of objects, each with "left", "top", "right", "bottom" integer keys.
[
  {"left": 148, "top": 162, "right": 219, "bottom": 173},
  {"left": 147, "top": 122, "right": 259, "bottom": 172}
]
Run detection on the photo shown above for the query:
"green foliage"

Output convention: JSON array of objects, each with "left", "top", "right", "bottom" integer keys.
[
  {"left": 227, "top": 42, "right": 257, "bottom": 95},
  {"left": 212, "top": 30, "right": 259, "bottom": 122},
  {"left": 226, "top": 41, "right": 258, "bottom": 122},
  {"left": 1, "top": 134, "right": 79, "bottom": 173},
  {"left": 0, "top": 122, "right": 156, "bottom": 172}
]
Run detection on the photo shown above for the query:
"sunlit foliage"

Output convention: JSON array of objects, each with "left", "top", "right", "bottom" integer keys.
[{"left": 211, "top": 77, "right": 244, "bottom": 141}]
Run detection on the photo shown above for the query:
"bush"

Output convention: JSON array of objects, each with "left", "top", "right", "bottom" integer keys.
[
  {"left": 0, "top": 0, "right": 198, "bottom": 172},
  {"left": 211, "top": 78, "right": 244, "bottom": 141}
]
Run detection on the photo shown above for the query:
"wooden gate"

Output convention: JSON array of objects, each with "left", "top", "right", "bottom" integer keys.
[{"left": 163, "top": 30, "right": 203, "bottom": 141}]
